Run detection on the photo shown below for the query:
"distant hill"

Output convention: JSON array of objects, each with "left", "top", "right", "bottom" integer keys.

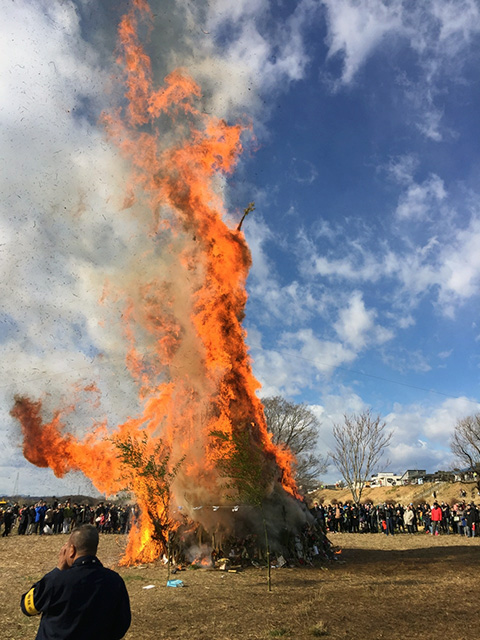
[
  {"left": 310, "top": 481, "right": 479, "bottom": 506},
  {"left": 0, "top": 494, "right": 104, "bottom": 506}
]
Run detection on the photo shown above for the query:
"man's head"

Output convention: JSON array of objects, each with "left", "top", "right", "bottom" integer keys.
[
  {"left": 70, "top": 525, "right": 99, "bottom": 556},
  {"left": 59, "top": 525, "right": 99, "bottom": 569}
]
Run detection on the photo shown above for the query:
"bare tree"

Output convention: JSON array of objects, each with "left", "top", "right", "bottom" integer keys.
[
  {"left": 262, "top": 396, "right": 328, "bottom": 492},
  {"left": 329, "top": 409, "right": 393, "bottom": 505},
  {"left": 451, "top": 414, "right": 480, "bottom": 472}
]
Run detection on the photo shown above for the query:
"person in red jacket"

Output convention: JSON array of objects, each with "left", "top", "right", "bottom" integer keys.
[{"left": 430, "top": 502, "right": 443, "bottom": 535}]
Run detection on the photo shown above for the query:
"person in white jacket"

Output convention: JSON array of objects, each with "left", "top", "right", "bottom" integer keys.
[{"left": 403, "top": 504, "right": 415, "bottom": 534}]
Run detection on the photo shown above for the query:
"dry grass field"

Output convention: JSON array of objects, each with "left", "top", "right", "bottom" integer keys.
[{"left": 1, "top": 531, "right": 479, "bottom": 640}]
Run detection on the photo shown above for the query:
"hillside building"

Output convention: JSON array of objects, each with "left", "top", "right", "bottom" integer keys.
[
  {"left": 401, "top": 469, "right": 426, "bottom": 484},
  {"left": 370, "top": 472, "right": 403, "bottom": 487}
]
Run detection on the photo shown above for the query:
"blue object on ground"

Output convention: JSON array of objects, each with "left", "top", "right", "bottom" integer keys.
[{"left": 167, "top": 579, "right": 184, "bottom": 587}]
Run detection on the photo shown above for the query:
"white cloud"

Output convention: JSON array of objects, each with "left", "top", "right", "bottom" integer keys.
[
  {"left": 322, "top": 0, "right": 402, "bottom": 85},
  {"left": 334, "top": 291, "right": 375, "bottom": 349},
  {"left": 386, "top": 396, "right": 480, "bottom": 448},
  {"left": 300, "top": 225, "right": 383, "bottom": 283},
  {"left": 321, "top": 0, "right": 480, "bottom": 139},
  {"left": 395, "top": 174, "right": 446, "bottom": 220},
  {"left": 386, "top": 154, "right": 419, "bottom": 185},
  {"left": 251, "top": 341, "right": 313, "bottom": 397},
  {"left": 185, "top": 0, "right": 319, "bottom": 121},
  {"left": 250, "top": 328, "right": 359, "bottom": 399},
  {"left": 282, "top": 328, "right": 358, "bottom": 376},
  {"left": 382, "top": 348, "right": 432, "bottom": 375},
  {"left": 431, "top": 0, "right": 480, "bottom": 50},
  {"left": 299, "top": 186, "right": 480, "bottom": 320},
  {"left": 438, "top": 217, "right": 480, "bottom": 306},
  {"left": 207, "top": 0, "right": 268, "bottom": 24},
  {"left": 396, "top": 314, "right": 415, "bottom": 329},
  {"left": 311, "top": 253, "right": 381, "bottom": 281},
  {"left": 416, "top": 103, "right": 445, "bottom": 142},
  {"left": 316, "top": 389, "right": 367, "bottom": 423},
  {"left": 387, "top": 157, "right": 448, "bottom": 220},
  {"left": 307, "top": 391, "right": 367, "bottom": 456},
  {"left": 438, "top": 350, "right": 452, "bottom": 360},
  {"left": 389, "top": 213, "right": 480, "bottom": 312},
  {"left": 422, "top": 397, "right": 479, "bottom": 441},
  {"left": 244, "top": 216, "right": 275, "bottom": 284},
  {"left": 386, "top": 441, "right": 447, "bottom": 474}
]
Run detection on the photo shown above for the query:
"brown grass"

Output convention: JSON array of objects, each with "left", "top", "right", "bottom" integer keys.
[
  {"left": 311, "top": 480, "right": 479, "bottom": 507},
  {"left": 1, "top": 532, "right": 479, "bottom": 640}
]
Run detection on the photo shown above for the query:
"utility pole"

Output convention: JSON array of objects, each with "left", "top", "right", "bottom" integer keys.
[{"left": 12, "top": 471, "right": 19, "bottom": 497}]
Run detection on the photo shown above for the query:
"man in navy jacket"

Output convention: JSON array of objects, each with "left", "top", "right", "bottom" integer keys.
[{"left": 21, "top": 524, "right": 131, "bottom": 639}]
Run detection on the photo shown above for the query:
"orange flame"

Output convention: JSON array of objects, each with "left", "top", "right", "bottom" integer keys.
[{"left": 10, "top": 0, "right": 299, "bottom": 565}]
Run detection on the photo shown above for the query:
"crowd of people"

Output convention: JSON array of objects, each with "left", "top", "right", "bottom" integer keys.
[
  {"left": 0, "top": 498, "right": 336, "bottom": 569},
  {"left": 310, "top": 499, "right": 479, "bottom": 536},
  {"left": 2, "top": 495, "right": 479, "bottom": 541},
  {"left": 0, "top": 500, "right": 139, "bottom": 537}
]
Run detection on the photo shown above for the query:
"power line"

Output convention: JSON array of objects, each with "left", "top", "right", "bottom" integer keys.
[{"left": 247, "top": 342, "right": 479, "bottom": 405}]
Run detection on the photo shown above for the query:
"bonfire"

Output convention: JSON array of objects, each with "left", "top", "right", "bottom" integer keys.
[{"left": 10, "top": 0, "right": 326, "bottom": 568}]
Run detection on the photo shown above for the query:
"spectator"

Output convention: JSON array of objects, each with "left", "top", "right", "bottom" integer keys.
[
  {"left": 430, "top": 502, "right": 443, "bottom": 536},
  {"left": 34, "top": 501, "right": 47, "bottom": 536},
  {"left": 63, "top": 501, "right": 73, "bottom": 534},
  {"left": 2, "top": 508, "right": 15, "bottom": 537},
  {"left": 384, "top": 504, "right": 395, "bottom": 536},
  {"left": 44, "top": 506, "right": 54, "bottom": 535},
  {"left": 18, "top": 506, "right": 29, "bottom": 536},
  {"left": 404, "top": 505, "right": 415, "bottom": 534},
  {"left": 464, "top": 504, "right": 476, "bottom": 537},
  {"left": 21, "top": 524, "right": 131, "bottom": 639},
  {"left": 27, "top": 504, "right": 36, "bottom": 535}
]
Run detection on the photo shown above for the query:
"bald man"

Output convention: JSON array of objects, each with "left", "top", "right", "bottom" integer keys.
[{"left": 21, "top": 524, "right": 131, "bottom": 640}]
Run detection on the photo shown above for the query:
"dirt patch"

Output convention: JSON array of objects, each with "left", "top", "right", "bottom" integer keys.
[{"left": 1, "top": 532, "right": 478, "bottom": 640}]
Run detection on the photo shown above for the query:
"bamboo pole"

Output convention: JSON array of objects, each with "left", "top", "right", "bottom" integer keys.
[
  {"left": 263, "top": 516, "right": 272, "bottom": 592},
  {"left": 166, "top": 532, "right": 171, "bottom": 585}
]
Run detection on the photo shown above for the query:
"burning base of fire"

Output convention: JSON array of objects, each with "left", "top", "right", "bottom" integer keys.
[{"left": 139, "top": 497, "right": 336, "bottom": 571}]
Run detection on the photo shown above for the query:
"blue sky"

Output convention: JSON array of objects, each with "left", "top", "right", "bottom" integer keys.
[{"left": 1, "top": 0, "right": 480, "bottom": 495}]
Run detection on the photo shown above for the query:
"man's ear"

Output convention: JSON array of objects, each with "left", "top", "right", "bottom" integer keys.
[{"left": 67, "top": 543, "right": 77, "bottom": 561}]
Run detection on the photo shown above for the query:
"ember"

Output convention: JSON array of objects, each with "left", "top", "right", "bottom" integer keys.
[{"left": 10, "top": 0, "right": 321, "bottom": 566}]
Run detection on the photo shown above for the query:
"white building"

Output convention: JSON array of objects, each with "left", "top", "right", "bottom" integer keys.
[{"left": 370, "top": 472, "right": 403, "bottom": 487}]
